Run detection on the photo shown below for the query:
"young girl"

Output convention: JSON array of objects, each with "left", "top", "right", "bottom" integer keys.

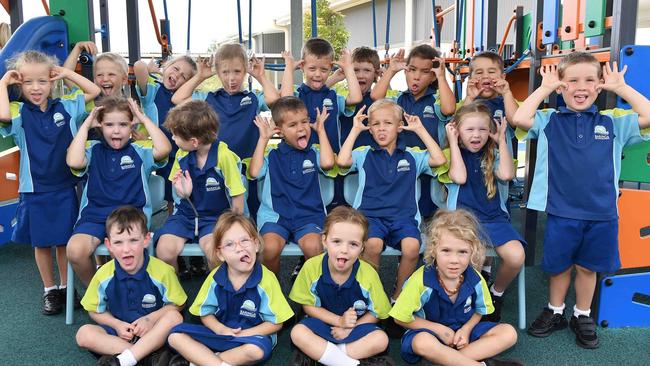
[
  {"left": 389, "top": 209, "right": 521, "bottom": 366},
  {"left": 65, "top": 96, "right": 170, "bottom": 287},
  {"left": 63, "top": 42, "right": 129, "bottom": 99},
  {"left": 445, "top": 102, "right": 525, "bottom": 322},
  {"left": 0, "top": 50, "right": 100, "bottom": 315},
  {"left": 290, "top": 206, "right": 393, "bottom": 366},
  {"left": 167, "top": 212, "right": 294, "bottom": 366}
]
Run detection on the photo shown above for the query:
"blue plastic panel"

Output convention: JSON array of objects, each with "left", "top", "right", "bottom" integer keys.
[
  {"left": 597, "top": 272, "right": 650, "bottom": 328},
  {"left": 617, "top": 45, "right": 650, "bottom": 109},
  {"left": 542, "top": 0, "right": 560, "bottom": 45}
]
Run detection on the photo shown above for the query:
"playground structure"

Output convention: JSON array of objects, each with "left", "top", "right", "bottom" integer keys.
[{"left": 0, "top": 0, "right": 648, "bottom": 330}]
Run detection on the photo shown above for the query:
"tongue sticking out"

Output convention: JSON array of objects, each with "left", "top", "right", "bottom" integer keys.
[
  {"left": 297, "top": 136, "right": 308, "bottom": 149},
  {"left": 240, "top": 255, "right": 251, "bottom": 263},
  {"left": 337, "top": 258, "right": 347, "bottom": 267}
]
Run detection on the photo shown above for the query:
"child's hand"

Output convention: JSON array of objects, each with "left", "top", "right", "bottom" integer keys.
[
  {"left": 465, "top": 77, "right": 480, "bottom": 101},
  {"left": 49, "top": 66, "right": 70, "bottom": 81},
  {"left": 387, "top": 49, "right": 406, "bottom": 74},
  {"left": 131, "top": 315, "right": 153, "bottom": 337},
  {"left": 82, "top": 106, "right": 103, "bottom": 129},
  {"left": 445, "top": 122, "right": 459, "bottom": 145},
  {"left": 248, "top": 54, "right": 266, "bottom": 80},
  {"left": 492, "top": 77, "right": 511, "bottom": 95},
  {"left": 219, "top": 325, "right": 242, "bottom": 336},
  {"left": 172, "top": 170, "right": 193, "bottom": 199},
  {"left": 352, "top": 105, "right": 370, "bottom": 133},
  {"left": 330, "top": 326, "right": 353, "bottom": 340},
  {"left": 74, "top": 41, "right": 98, "bottom": 56},
  {"left": 311, "top": 107, "right": 330, "bottom": 133},
  {"left": 127, "top": 98, "right": 147, "bottom": 124},
  {"left": 598, "top": 61, "right": 628, "bottom": 94},
  {"left": 436, "top": 324, "right": 456, "bottom": 346},
  {"left": 282, "top": 51, "right": 303, "bottom": 71},
  {"left": 197, "top": 56, "right": 216, "bottom": 79},
  {"left": 400, "top": 113, "right": 425, "bottom": 133},
  {"left": 539, "top": 65, "right": 567, "bottom": 92},
  {"left": 338, "top": 307, "right": 357, "bottom": 328},
  {"left": 452, "top": 327, "right": 470, "bottom": 349},
  {"left": 131, "top": 128, "right": 148, "bottom": 141},
  {"left": 334, "top": 48, "right": 353, "bottom": 72},
  {"left": 253, "top": 115, "right": 277, "bottom": 140},
  {"left": 115, "top": 322, "right": 134, "bottom": 341},
  {"left": 431, "top": 57, "right": 446, "bottom": 78},
  {"left": 147, "top": 59, "right": 161, "bottom": 74},
  {"left": 1, "top": 70, "right": 22, "bottom": 86},
  {"left": 489, "top": 114, "right": 507, "bottom": 143}
]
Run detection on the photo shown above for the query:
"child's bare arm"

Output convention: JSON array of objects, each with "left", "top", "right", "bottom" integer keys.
[
  {"left": 325, "top": 68, "right": 346, "bottom": 88},
  {"left": 337, "top": 106, "right": 368, "bottom": 168},
  {"left": 433, "top": 58, "right": 456, "bottom": 116},
  {"left": 280, "top": 51, "right": 301, "bottom": 97},
  {"left": 304, "top": 305, "right": 358, "bottom": 328},
  {"left": 230, "top": 194, "right": 244, "bottom": 214},
  {"left": 337, "top": 49, "right": 363, "bottom": 105},
  {"left": 312, "top": 107, "right": 335, "bottom": 170},
  {"left": 62, "top": 41, "right": 97, "bottom": 90},
  {"left": 395, "top": 316, "right": 455, "bottom": 346},
  {"left": 494, "top": 78, "right": 520, "bottom": 126},
  {"left": 51, "top": 66, "right": 101, "bottom": 102},
  {"left": 249, "top": 55, "right": 280, "bottom": 106},
  {"left": 599, "top": 61, "right": 650, "bottom": 128},
  {"left": 445, "top": 123, "right": 466, "bottom": 184},
  {"left": 237, "top": 321, "right": 283, "bottom": 337},
  {"left": 201, "top": 314, "right": 242, "bottom": 336},
  {"left": 133, "top": 60, "right": 150, "bottom": 95},
  {"left": 355, "top": 311, "right": 380, "bottom": 325},
  {"left": 130, "top": 304, "right": 181, "bottom": 337},
  {"left": 513, "top": 65, "right": 566, "bottom": 130},
  {"left": 129, "top": 99, "right": 171, "bottom": 160},
  {"left": 171, "top": 57, "right": 215, "bottom": 105},
  {"left": 67, "top": 107, "right": 102, "bottom": 169},
  {"left": 452, "top": 313, "right": 482, "bottom": 349},
  {"left": 248, "top": 116, "right": 276, "bottom": 178},
  {"left": 491, "top": 117, "right": 515, "bottom": 181},
  {"left": 0, "top": 70, "right": 21, "bottom": 122},
  {"left": 402, "top": 113, "right": 446, "bottom": 167},
  {"left": 89, "top": 311, "right": 135, "bottom": 341},
  {"left": 370, "top": 49, "right": 405, "bottom": 101}
]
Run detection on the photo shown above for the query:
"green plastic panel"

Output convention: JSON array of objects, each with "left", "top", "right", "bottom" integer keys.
[
  {"left": 520, "top": 13, "right": 533, "bottom": 53},
  {"left": 49, "top": 0, "right": 92, "bottom": 47},
  {"left": 620, "top": 140, "right": 650, "bottom": 183},
  {"left": 584, "top": 0, "right": 606, "bottom": 38}
]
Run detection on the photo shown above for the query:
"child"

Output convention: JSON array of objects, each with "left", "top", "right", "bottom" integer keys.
[
  {"left": 156, "top": 100, "right": 246, "bottom": 270},
  {"left": 513, "top": 53, "right": 650, "bottom": 348},
  {"left": 76, "top": 206, "right": 186, "bottom": 366},
  {"left": 280, "top": 37, "right": 363, "bottom": 153},
  {"left": 444, "top": 102, "right": 525, "bottom": 322},
  {"left": 389, "top": 209, "right": 520, "bottom": 366},
  {"left": 290, "top": 206, "right": 393, "bottom": 366},
  {"left": 248, "top": 96, "right": 336, "bottom": 274},
  {"left": 371, "top": 45, "right": 456, "bottom": 217},
  {"left": 134, "top": 55, "right": 197, "bottom": 208},
  {"left": 0, "top": 50, "right": 100, "bottom": 315},
  {"left": 63, "top": 42, "right": 129, "bottom": 99},
  {"left": 66, "top": 96, "right": 171, "bottom": 286},
  {"left": 167, "top": 212, "right": 294, "bottom": 366},
  {"left": 337, "top": 99, "right": 446, "bottom": 302}
]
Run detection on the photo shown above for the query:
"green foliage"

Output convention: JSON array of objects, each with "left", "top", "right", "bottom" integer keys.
[{"left": 303, "top": 0, "right": 350, "bottom": 58}]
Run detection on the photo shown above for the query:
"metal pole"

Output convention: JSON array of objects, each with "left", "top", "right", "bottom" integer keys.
[
  {"left": 486, "top": 0, "right": 498, "bottom": 52},
  {"left": 8, "top": 0, "right": 23, "bottom": 32},
  {"left": 290, "top": 0, "right": 303, "bottom": 85},
  {"left": 125, "top": 0, "right": 140, "bottom": 65},
  {"left": 606, "top": 0, "right": 637, "bottom": 108},
  {"left": 99, "top": 0, "right": 110, "bottom": 51}
]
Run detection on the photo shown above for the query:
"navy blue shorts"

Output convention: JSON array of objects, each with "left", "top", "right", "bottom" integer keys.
[
  {"left": 542, "top": 214, "right": 620, "bottom": 274},
  {"left": 481, "top": 222, "right": 526, "bottom": 248},
  {"left": 400, "top": 321, "right": 497, "bottom": 364},
  {"left": 156, "top": 214, "right": 216, "bottom": 241},
  {"left": 260, "top": 220, "right": 322, "bottom": 243},
  {"left": 73, "top": 219, "right": 107, "bottom": 241},
  {"left": 12, "top": 188, "right": 78, "bottom": 248},
  {"left": 367, "top": 217, "right": 421, "bottom": 250},
  {"left": 170, "top": 323, "right": 273, "bottom": 362},
  {"left": 299, "top": 317, "right": 383, "bottom": 344}
]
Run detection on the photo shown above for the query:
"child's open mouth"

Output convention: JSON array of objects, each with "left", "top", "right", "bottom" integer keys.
[
  {"left": 297, "top": 136, "right": 308, "bottom": 149},
  {"left": 121, "top": 255, "right": 134, "bottom": 267},
  {"left": 240, "top": 254, "right": 252, "bottom": 263},
  {"left": 336, "top": 257, "right": 348, "bottom": 267},
  {"left": 101, "top": 83, "right": 114, "bottom": 96}
]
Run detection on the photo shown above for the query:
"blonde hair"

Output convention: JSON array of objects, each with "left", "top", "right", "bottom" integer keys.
[
  {"left": 211, "top": 211, "right": 263, "bottom": 266},
  {"left": 368, "top": 99, "right": 403, "bottom": 123},
  {"left": 214, "top": 43, "right": 247, "bottom": 71},
  {"left": 323, "top": 206, "right": 369, "bottom": 244},
  {"left": 6, "top": 50, "right": 58, "bottom": 71},
  {"left": 452, "top": 102, "right": 498, "bottom": 199},
  {"left": 424, "top": 209, "right": 486, "bottom": 270},
  {"left": 163, "top": 55, "right": 197, "bottom": 78},
  {"left": 94, "top": 52, "right": 128, "bottom": 77},
  {"left": 0, "top": 22, "right": 11, "bottom": 49}
]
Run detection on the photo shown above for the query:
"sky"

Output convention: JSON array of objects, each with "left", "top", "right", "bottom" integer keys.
[{"left": 0, "top": 0, "right": 294, "bottom": 54}]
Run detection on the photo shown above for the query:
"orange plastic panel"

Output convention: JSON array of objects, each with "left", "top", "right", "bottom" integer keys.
[
  {"left": 0, "top": 147, "right": 19, "bottom": 201},
  {"left": 618, "top": 188, "right": 650, "bottom": 269},
  {"left": 561, "top": 0, "right": 580, "bottom": 41}
]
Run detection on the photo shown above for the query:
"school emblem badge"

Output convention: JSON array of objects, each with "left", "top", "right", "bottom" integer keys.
[
  {"left": 205, "top": 177, "right": 221, "bottom": 191},
  {"left": 120, "top": 155, "right": 135, "bottom": 170},
  {"left": 302, "top": 159, "right": 315, "bottom": 174},
  {"left": 240, "top": 96, "right": 252, "bottom": 106},
  {"left": 323, "top": 98, "right": 334, "bottom": 111},
  {"left": 423, "top": 105, "right": 435, "bottom": 118},
  {"left": 142, "top": 294, "right": 156, "bottom": 309},
  {"left": 240, "top": 299, "right": 258, "bottom": 318},
  {"left": 53, "top": 112, "right": 65, "bottom": 127},
  {"left": 397, "top": 159, "right": 411, "bottom": 172},
  {"left": 594, "top": 125, "right": 610, "bottom": 140}
]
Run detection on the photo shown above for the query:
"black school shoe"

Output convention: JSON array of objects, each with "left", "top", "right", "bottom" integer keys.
[
  {"left": 570, "top": 315, "right": 600, "bottom": 349},
  {"left": 527, "top": 307, "right": 567, "bottom": 337},
  {"left": 168, "top": 354, "right": 190, "bottom": 366},
  {"left": 96, "top": 355, "right": 120, "bottom": 366},
  {"left": 360, "top": 354, "right": 396, "bottom": 366},
  {"left": 483, "top": 357, "right": 525, "bottom": 366},
  {"left": 56, "top": 288, "right": 82, "bottom": 309},
  {"left": 42, "top": 289, "right": 63, "bottom": 315},
  {"left": 140, "top": 347, "right": 173, "bottom": 366},
  {"left": 189, "top": 256, "right": 208, "bottom": 277},
  {"left": 483, "top": 294, "right": 503, "bottom": 323}
]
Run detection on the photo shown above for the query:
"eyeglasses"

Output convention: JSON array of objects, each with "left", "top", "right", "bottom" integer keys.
[{"left": 220, "top": 237, "right": 254, "bottom": 252}]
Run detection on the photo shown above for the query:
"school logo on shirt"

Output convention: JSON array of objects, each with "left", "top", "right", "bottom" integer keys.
[
  {"left": 205, "top": 177, "right": 221, "bottom": 192},
  {"left": 353, "top": 300, "right": 368, "bottom": 316},
  {"left": 322, "top": 98, "right": 334, "bottom": 111},
  {"left": 120, "top": 155, "right": 136, "bottom": 170},
  {"left": 397, "top": 159, "right": 411, "bottom": 172},
  {"left": 53, "top": 112, "right": 65, "bottom": 127},
  {"left": 302, "top": 159, "right": 315, "bottom": 174},
  {"left": 594, "top": 125, "right": 610, "bottom": 140},
  {"left": 240, "top": 299, "right": 258, "bottom": 318},
  {"left": 142, "top": 294, "right": 157, "bottom": 309},
  {"left": 422, "top": 105, "right": 435, "bottom": 119},
  {"left": 240, "top": 96, "right": 252, "bottom": 106},
  {"left": 463, "top": 297, "right": 472, "bottom": 314}
]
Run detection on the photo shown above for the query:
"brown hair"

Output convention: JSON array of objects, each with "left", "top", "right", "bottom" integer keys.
[
  {"left": 368, "top": 99, "right": 403, "bottom": 123},
  {"left": 94, "top": 52, "right": 128, "bottom": 77},
  {"left": 452, "top": 102, "right": 498, "bottom": 199},
  {"left": 302, "top": 37, "right": 334, "bottom": 61},
  {"left": 211, "top": 211, "right": 262, "bottom": 265},
  {"left": 271, "top": 96, "right": 307, "bottom": 127},
  {"left": 423, "top": 209, "right": 486, "bottom": 270},
  {"left": 96, "top": 95, "right": 133, "bottom": 123},
  {"left": 406, "top": 44, "right": 440, "bottom": 65},
  {"left": 0, "top": 22, "right": 11, "bottom": 49},
  {"left": 214, "top": 43, "right": 247, "bottom": 71},
  {"left": 323, "top": 206, "right": 369, "bottom": 244},
  {"left": 558, "top": 51, "right": 602, "bottom": 79},
  {"left": 164, "top": 100, "right": 219, "bottom": 144},
  {"left": 469, "top": 51, "right": 504, "bottom": 75},
  {"left": 352, "top": 47, "right": 380, "bottom": 71},
  {"left": 163, "top": 55, "right": 198, "bottom": 78},
  {"left": 105, "top": 206, "right": 148, "bottom": 238}
]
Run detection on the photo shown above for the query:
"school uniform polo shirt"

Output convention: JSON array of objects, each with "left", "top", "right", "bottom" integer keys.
[
  {"left": 256, "top": 141, "right": 336, "bottom": 229},
  {"left": 389, "top": 265, "right": 493, "bottom": 330},
  {"left": 74, "top": 140, "right": 167, "bottom": 224},
  {"left": 394, "top": 86, "right": 450, "bottom": 148},
  {"left": 135, "top": 75, "right": 174, "bottom": 141},
  {"left": 295, "top": 83, "right": 351, "bottom": 153},
  {"left": 445, "top": 148, "right": 509, "bottom": 223},
  {"left": 339, "top": 92, "right": 375, "bottom": 149},
  {"left": 169, "top": 141, "right": 245, "bottom": 218},
  {"left": 0, "top": 91, "right": 86, "bottom": 192},
  {"left": 81, "top": 254, "right": 187, "bottom": 323},
  {"left": 524, "top": 106, "right": 647, "bottom": 221},
  {"left": 190, "top": 262, "right": 293, "bottom": 344},
  {"left": 343, "top": 137, "right": 436, "bottom": 224},
  {"left": 193, "top": 88, "right": 268, "bottom": 160},
  {"left": 289, "top": 253, "right": 391, "bottom": 319}
]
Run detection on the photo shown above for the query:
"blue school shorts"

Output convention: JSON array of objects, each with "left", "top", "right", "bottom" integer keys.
[
  {"left": 260, "top": 218, "right": 322, "bottom": 243},
  {"left": 298, "top": 317, "right": 383, "bottom": 344},
  {"left": 480, "top": 222, "right": 527, "bottom": 248},
  {"left": 170, "top": 323, "right": 273, "bottom": 362},
  {"left": 156, "top": 214, "right": 217, "bottom": 241},
  {"left": 12, "top": 188, "right": 78, "bottom": 248},
  {"left": 367, "top": 217, "right": 421, "bottom": 250},
  {"left": 542, "top": 214, "right": 620, "bottom": 275},
  {"left": 73, "top": 218, "right": 107, "bottom": 242},
  {"left": 400, "top": 321, "right": 497, "bottom": 364}
]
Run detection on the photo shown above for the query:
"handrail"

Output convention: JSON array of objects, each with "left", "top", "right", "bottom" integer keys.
[
  {"left": 147, "top": 0, "right": 168, "bottom": 51},
  {"left": 41, "top": 0, "right": 50, "bottom": 15}
]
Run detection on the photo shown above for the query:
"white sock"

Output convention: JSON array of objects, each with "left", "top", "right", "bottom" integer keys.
[
  {"left": 220, "top": 362, "right": 232, "bottom": 366},
  {"left": 58, "top": 285, "right": 66, "bottom": 290},
  {"left": 490, "top": 284, "right": 504, "bottom": 297},
  {"left": 318, "top": 342, "right": 359, "bottom": 366},
  {"left": 44, "top": 285, "right": 57, "bottom": 293},
  {"left": 336, "top": 343, "right": 348, "bottom": 354},
  {"left": 573, "top": 305, "right": 591, "bottom": 318},
  {"left": 482, "top": 265, "right": 492, "bottom": 273},
  {"left": 548, "top": 302, "right": 565, "bottom": 315},
  {"left": 117, "top": 349, "right": 137, "bottom": 366}
]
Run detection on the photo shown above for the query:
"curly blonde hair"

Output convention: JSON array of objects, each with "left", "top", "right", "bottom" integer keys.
[{"left": 423, "top": 209, "right": 486, "bottom": 271}]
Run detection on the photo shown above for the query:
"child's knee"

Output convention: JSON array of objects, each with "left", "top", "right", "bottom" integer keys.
[
  {"left": 241, "top": 343, "right": 265, "bottom": 362},
  {"left": 412, "top": 332, "right": 440, "bottom": 355},
  {"left": 158, "top": 310, "right": 183, "bottom": 329},
  {"left": 493, "top": 323, "right": 518, "bottom": 346},
  {"left": 75, "top": 324, "right": 98, "bottom": 348},
  {"left": 290, "top": 324, "right": 309, "bottom": 343},
  {"left": 66, "top": 240, "right": 93, "bottom": 262},
  {"left": 574, "top": 264, "right": 595, "bottom": 276},
  {"left": 400, "top": 239, "right": 420, "bottom": 259},
  {"left": 503, "top": 242, "right": 526, "bottom": 267},
  {"left": 167, "top": 332, "right": 185, "bottom": 348},
  {"left": 368, "top": 330, "right": 389, "bottom": 352}
]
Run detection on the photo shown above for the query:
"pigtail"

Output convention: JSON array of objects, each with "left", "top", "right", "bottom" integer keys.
[{"left": 481, "top": 138, "right": 497, "bottom": 199}]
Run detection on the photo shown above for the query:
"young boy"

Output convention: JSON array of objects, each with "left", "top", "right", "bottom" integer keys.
[
  {"left": 66, "top": 97, "right": 171, "bottom": 286},
  {"left": 337, "top": 99, "right": 446, "bottom": 303},
  {"left": 76, "top": 206, "right": 186, "bottom": 366},
  {"left": 156, "top": 100, "right": 246, "bottom": 270},
  {"left": 513, "top": 52, "right": 650, "bottom": 349},
  {"left": 371, "top": 45, "right": 456, "bottom": 217},
  {"left": 248, "top": 96, "right": 336, "bottom": 275},
  {"left": 280, "top": 38, "right": 363, "bottom": 153}
]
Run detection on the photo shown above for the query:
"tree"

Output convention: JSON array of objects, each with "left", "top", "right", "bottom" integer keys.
[{"left": 303, "top": 0, "right": 350, "bottom": 58}]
